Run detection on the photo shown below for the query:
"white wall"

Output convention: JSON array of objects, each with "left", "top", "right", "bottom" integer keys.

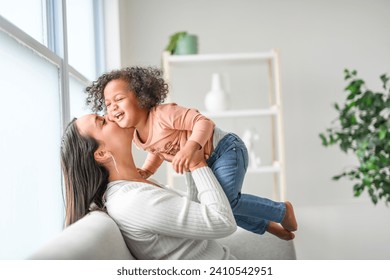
[{"left": 114, "top": 0, "right": 390, "bottom": 259}]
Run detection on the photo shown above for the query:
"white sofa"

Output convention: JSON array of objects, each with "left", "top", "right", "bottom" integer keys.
[{"left": 28, "top": 211, "right": 296, "bottom": 260}]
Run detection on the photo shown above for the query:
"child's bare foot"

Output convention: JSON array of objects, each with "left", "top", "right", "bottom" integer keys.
[
  {"left": 267, "top": 221, "right": 295, "bottom": 240},
  {"left": 281, "top": 201, "right": 298, "bottom": 232}
]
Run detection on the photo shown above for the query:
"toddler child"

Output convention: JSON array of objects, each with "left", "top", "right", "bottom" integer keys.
[{"left": 85, "top": 66, "right": 297, "bottom": 240}]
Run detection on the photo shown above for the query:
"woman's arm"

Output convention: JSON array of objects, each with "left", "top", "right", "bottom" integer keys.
[
  {"left": 183, "top": 172, "right": 198, "bottom": 202},
  {"left": 108, "top": 155, "right": 236, "bottom": 240},
  {"left": 140, "top": 168, "right": 236, "bottom": 239}
]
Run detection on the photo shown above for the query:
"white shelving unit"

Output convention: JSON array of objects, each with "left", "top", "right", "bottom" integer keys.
[{"left": 161, "top": 49, "right": 286, "bottom": 201}]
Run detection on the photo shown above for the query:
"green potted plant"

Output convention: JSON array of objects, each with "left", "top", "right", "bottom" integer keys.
[
  {"left": 164, "top": 31, "right": 198, "bottom": 55},
  {"left": 319, "top": 69, "right": 390, "bottom": 205}
]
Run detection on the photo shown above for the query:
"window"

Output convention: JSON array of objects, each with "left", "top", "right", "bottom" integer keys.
[
  {"left": 0, "top": 0, "right": 105, "bottom": 259},
  {"left": 0, "top": 0, "right": 47, "bottom": 45},
  {"left": 66, "top": 0, "right": 99, "bottom": 80}
]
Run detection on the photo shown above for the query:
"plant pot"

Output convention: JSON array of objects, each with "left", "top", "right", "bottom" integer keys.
[{"left": 173, "top": 34, "right": 198, "bottom": 55}]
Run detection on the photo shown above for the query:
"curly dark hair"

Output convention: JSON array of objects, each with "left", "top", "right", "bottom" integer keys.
[{"left": 85, "top": 66, "right": 169, "bottom": 113}]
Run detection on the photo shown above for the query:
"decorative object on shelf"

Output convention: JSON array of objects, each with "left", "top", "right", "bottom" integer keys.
[
  {"left": 174, "top": 34, "right": 198, "bottom": 55},
  {"left": 242, "top": 128, "right": 261, "bottom": 169},
  {"left": 164, "top": 31, "right": 198, "bottom": 55},
  {"left": 319, "top": 69, "right": 390, "bottom": 205},
  {"left": 204, "top": 73, "right": 230, "bottom": 112}
]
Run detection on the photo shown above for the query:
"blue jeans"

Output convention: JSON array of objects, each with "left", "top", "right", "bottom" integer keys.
[{"left": 206, "top": 133, "right": 286, "bottom": 234}]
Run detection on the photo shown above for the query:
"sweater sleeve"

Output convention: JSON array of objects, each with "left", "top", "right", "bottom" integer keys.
[
  {"left": 109, "top": 167, "right": 236, "bottom": 240},
  {"left": 184, "top": 172, "right": 198, "bottom": 202}
]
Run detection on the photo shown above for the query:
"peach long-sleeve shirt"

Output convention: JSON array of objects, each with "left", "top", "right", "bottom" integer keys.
[{"left": 133, "top": 103, "right": 215, "bottom": 174}]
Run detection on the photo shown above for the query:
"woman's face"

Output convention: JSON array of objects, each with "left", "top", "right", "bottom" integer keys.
[{"left": 75, "top": 114, "right": 134, "bottom": 154}]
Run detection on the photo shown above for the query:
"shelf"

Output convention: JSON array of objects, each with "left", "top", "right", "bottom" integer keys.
[
  {"left": 165, "top": 51, "right": 275, "bottom": 63},
  {"left": 202, "top": 106, "right": 278, "bottom": 119}
]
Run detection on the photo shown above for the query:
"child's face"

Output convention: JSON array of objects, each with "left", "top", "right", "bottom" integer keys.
[{"left": 104, "top": 79, "right": 143, "bottom": 128}]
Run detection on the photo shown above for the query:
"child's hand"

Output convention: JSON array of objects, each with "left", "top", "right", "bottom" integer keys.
[
  {"left": 172, "top": 141, "right": 202, "bottom": 174},
  {"left": 188, "top": 147, "right": 207, "bottom": 172},
  {"left": 137, "top": 168, "right": 153, "bottom": 179}
]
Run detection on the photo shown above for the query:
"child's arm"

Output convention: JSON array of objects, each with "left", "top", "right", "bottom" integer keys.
[
  {"left": 172, "top": 112, "right": 215, "bottom": 174},
  {"left": 156, "top": 104, "right": 215, "bottom": 174},
  {"left": 139, "top": 152, "right": 164, "bottom": 178}
]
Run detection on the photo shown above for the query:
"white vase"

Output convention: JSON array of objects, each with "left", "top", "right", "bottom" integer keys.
[{"left": 204, "top": 73, "right": 229, "bottom": 112}]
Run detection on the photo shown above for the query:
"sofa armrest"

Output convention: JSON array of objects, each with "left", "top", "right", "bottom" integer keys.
[{"left": 28, "top": 211, "right": 135, "bottom": 260}]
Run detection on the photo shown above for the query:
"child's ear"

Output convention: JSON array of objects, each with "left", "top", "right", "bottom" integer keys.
[{"left": 94, "top": 148, "right": 112, "bottom": 164}]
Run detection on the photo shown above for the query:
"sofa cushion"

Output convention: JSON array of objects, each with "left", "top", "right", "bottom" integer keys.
[{"left": 218, "top": 227, "right": 296, "bottom": 260}]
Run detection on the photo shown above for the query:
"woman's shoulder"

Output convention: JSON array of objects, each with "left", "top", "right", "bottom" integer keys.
[
  {"left": 105, "top": 180, "right": 174, "bottom": 202},
  {"left": 106, "top": 180, "right": 159, "bottom": 194},
  {"left": 105, "top": 180, "right": 181, "bottom": 217}
]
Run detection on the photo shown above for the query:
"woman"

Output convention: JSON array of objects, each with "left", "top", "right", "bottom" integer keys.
[{"left": 60, "top": 114, "right": 237, "bottom": 259}]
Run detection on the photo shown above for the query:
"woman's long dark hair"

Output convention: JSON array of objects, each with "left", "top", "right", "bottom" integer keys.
[{"left": 60, "top": 118, "right": 109, "bottom": 226}]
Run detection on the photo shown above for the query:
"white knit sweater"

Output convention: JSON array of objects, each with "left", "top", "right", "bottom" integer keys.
[{"left": 104, "top": 166, "right": 237, "bottom": 260}]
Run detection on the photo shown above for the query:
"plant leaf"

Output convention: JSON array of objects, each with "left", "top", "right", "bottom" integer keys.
[
  {"left": 380, "top": 74, "right": 389, "bottom": 90},
  {"left": 319, "top": 133, "right": 328, "bottom": 146},
  {"left": 165, "top": 31, "right": 188, "bottom": 53}
]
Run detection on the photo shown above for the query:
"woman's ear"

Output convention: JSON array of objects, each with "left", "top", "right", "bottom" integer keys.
[{"left": 94, "top": 147, "right": 112, "bottom": 164}]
